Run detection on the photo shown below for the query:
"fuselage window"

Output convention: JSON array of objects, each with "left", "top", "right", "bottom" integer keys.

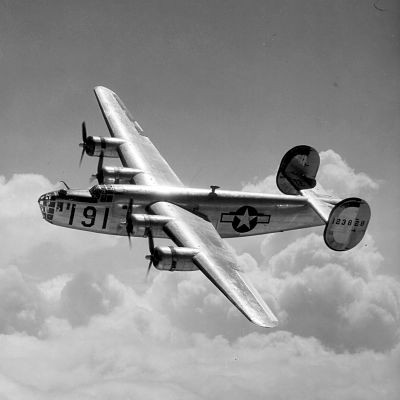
[
  {"left": 99, "top": 194, "right": 113, "bottom": 202},
  {"left": 56, "top": 202, "right": 64, "bottom": 212}
]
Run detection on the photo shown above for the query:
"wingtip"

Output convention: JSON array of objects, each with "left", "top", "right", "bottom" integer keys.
[
  {"left": 250, "top": 312, "right": 278, "bottom": 328},
  {"left": 256, "top": 317, "right": 279, "bottom": 329},
  {"left": 238, "top": 272, "right": 279, "bottom": 328},
  {"left": 94, "top": 85, "right": 115, "bottom": 96}
]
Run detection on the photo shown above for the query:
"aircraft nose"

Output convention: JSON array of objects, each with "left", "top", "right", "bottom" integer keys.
[
  {"left": 38, "top": 194, "right": 46, "bottom": 219},
  {"left": 38, "top": 192, "right": 55, "bottom": 223}
]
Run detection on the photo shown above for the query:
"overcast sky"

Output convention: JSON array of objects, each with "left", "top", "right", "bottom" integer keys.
[{"left": 0, "top": 1, "right": 399, "bottom": 399}]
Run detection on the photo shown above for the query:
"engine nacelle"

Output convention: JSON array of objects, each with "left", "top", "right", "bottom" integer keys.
[
  {"left": 152, "top": 246, "right": 199, "bottom": 271},
  {"left": 84, "top": 136, "right": 125, "bottom": 158},
  {"left": 101, "top": 166, "right": 142, "bottom": 184},
  {"left": 129, "top": 214, "right": 173, "bottom": 237}
]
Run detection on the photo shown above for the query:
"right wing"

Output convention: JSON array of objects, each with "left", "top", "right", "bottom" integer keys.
[
  {"left": 94, "top": 86, "right": 183, "bottom": 187},
  {"left": 150, "top": 201, "right": 278, "bottom": 328}
]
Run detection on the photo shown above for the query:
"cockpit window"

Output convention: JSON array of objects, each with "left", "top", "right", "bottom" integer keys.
[
  {"left": 38, "top": 192, "right": 56, "bottom": 222},
  {"left": 60, "top": 189, "right": 96, "bottom": 203},
  {"left": 89, "top": 185, "right": 114, "bottom": 202},
  {"left": 99, "top": 194, "right": 113, "bottom": 202}
]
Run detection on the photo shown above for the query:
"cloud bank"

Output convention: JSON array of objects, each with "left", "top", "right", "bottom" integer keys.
[{"left": 0, "top": 152, "right": 398, "bottom": 399}]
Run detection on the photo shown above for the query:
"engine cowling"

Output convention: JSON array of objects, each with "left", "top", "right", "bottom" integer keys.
[
  {"left": 152, "top": 246, "right": 199, "bottom": 271},
  {"left": 84, "top": 136, "right": 125, "bottom": 158},
  {"left": 101, "top": 166, "right": 142, "bottom": 184},
  {"left": 129, "top": 214, "right": 173, "bottom": 237}
]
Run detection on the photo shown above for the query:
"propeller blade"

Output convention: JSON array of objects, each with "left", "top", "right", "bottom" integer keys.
[
  {"left": 146, "top": 259, "right": 153, "bottom": 279},
  {"left": 144, "top": 229, "right": 156, "bottom": 280},
  {"left": 79, "top": 122, "right": 88, "bottom": 167},
  {"left": 82, "top": 121, "right": 87, "bottom": 142},
  {"left": 97, "top": 152, "right": 104, "bottom": 184},
  {"left": 126, "top": 198, "right": 134, "bottom": 248},
  {"left": 79, "top": 147, "right": 85, "bottom": 167},
  {"left": 147, "top": 229, "right": 155, "bottom": 254},
  {"left": 98, "top": 152, "right": 104, "bottom": 173},
  {"left": 128, "top": 231, "right": 132, "bottom": 249},
  {"left": 127, "top": 198, "right": 133, "bottom": 215},
  {"left": 88, "top": 153, "right": 105, "bottom": 183}
]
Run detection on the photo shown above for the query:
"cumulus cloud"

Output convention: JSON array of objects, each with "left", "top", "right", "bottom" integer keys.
[
  {"left": 0, "top": 270, "right": 399, "bottom": 399},
  {"left": 241, "top": 174, "right": 279, "bottom": 194},
  {"left": 0, "top": 268, "right": 124, "bottom": 337},
  {"left": 0, "top": 174, "right": 56, "bottom": 265},
  {"left": 319, "top": 150, "right": 379, "bottom": 197},
  {"left": 0, "top": 174, "right": 120, "bottom": 277},
  {"left": 0, "top": 262, "right": 398, "bottom": 399},
  {"left": 0, "top": 266, "right": 45, "bottom": 335},
  {"left": 0, "top": 170, "right": 398, "bottom": 399},
  {"left": 57, "top": 272, "right": 123, "bottom": 326},
  {"left": 258, "top": 233, "right": 400, "bottom": 352}
]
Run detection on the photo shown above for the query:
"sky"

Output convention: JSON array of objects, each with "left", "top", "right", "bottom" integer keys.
[{"left": 0, "top": 0, "right": 399, "bottom": 398}]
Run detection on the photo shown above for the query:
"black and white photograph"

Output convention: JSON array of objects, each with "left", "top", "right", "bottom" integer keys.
[{"left": 0, "top": 1, "right": 399, "bottom": 398}]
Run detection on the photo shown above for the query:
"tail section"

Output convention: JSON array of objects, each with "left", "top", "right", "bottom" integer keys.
[{"left": 276, "top": 145, "right": 371, "bottom": 251}]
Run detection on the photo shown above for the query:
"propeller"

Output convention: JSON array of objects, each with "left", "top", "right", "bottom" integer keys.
[
  {"left": 144, "top": 228, "right": 156, "bottom": 278},
  {"left": 90, "top": 152, "right": 104, "bottom": 184},
  {"left": 126, "top": 198, "right": 133, "bottom": 248},
  {"left": 79, "top": 122, "right": 88, "bottom": 167}
]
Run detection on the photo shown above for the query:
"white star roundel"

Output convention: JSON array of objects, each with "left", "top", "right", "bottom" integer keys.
[{"left": 232, "top": 206, "right": 258, "bottom": 233}]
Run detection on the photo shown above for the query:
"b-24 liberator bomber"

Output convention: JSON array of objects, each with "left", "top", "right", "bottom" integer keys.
[{"left": 38, "top": 87, "right": 371, "bottom": 328}]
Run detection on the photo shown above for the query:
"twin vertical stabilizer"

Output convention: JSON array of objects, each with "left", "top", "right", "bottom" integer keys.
[{"left": 276, "top": 145, "right": 371, "bottom": 251}]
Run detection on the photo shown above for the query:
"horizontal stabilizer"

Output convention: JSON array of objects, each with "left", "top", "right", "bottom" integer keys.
[{"left": 324, "top": 198, "right": 370, "bottom": 251}]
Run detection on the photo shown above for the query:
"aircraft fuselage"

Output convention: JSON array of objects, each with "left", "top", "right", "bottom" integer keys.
[{"left": 38, "top": 184, "right": 324, "bottom": 238}]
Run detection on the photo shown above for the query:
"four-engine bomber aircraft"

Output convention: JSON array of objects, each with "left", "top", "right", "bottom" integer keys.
[{"left": 38, "top": 87, "right": 371, "bottom": 328}]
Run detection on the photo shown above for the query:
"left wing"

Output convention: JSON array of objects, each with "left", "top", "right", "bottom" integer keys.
[
  {"left": 150, "top": 201, "right": 278, "bottom": 328},
  {"left": 94, "top": 86, "right": 183, "bottom": 187}
]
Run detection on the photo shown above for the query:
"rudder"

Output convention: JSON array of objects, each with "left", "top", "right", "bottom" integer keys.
[
  {"left": 324, "top": 197, "right": 371, "bottom": 251},
  {"left": 276, "top": 145, "right": 320, "bottom": 195}
]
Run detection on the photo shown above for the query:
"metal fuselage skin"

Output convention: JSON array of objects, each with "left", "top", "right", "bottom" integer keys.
[{"left": 38, "top": 184, "right": 324, "bottom": 238}]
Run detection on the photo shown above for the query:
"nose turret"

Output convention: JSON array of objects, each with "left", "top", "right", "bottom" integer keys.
[{"left": 38, "top": 191, "right": 58, "bottom": 223}]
